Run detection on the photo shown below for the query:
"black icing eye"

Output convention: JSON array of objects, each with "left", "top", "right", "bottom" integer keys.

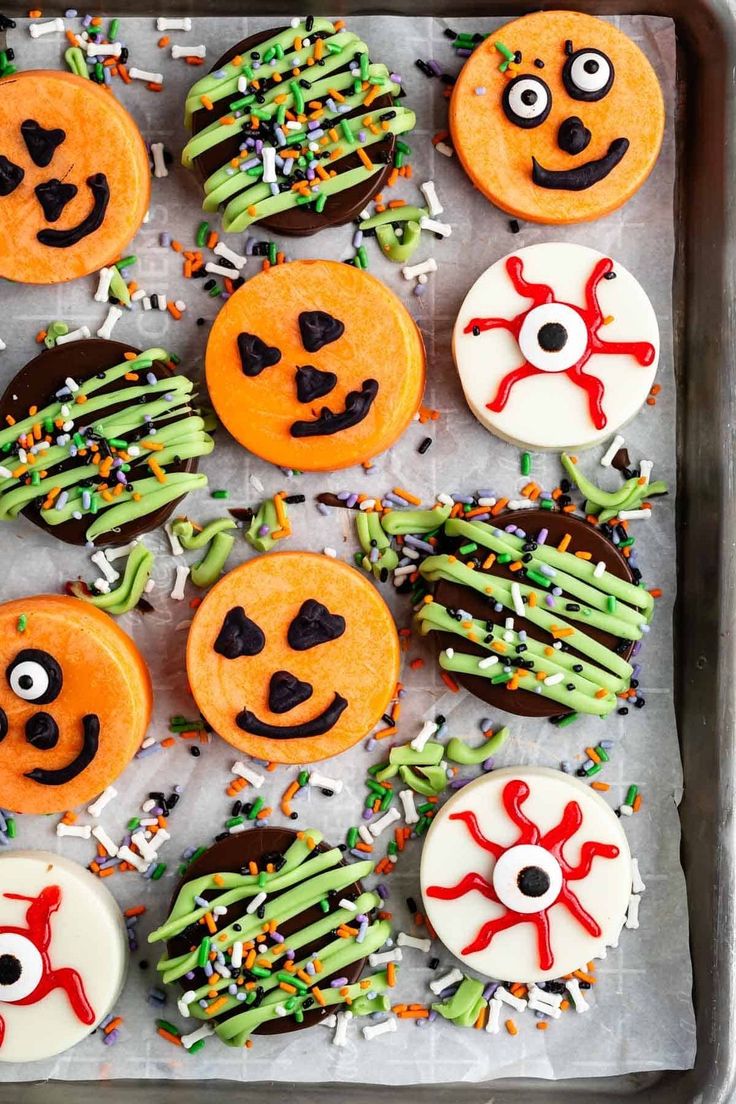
[
  {"left": 562, "top": 49, "right": 614, "bottom": 101},
  {"left": 237, "top": 332, "right": 282, "bottom": 377},
  {"left": 502, "top": 75, "right": 552, "bottom": 129},
  {"left": 298, "top": 310, "right": 345, "bottom": 353},
  {"left": 214, "top": 607, "right": 266, "bottom": 658},
  {"left": 6, "top": 649, "right": 63, "bottom": 704},
  {"left": 287, "top": 599, "right": 346, "bottom": 651},
  {"left": 295, "top": 365, "right": 337, "bottom": 403},
  {"left": 25, "top": 711, "right": 59, "bottom": 751},
  {"left": 0, "top": 707, "right": 6, "bottom": 743},
  {"left": 20, "top": 118, "right": 66, "bottom": 168},
  {"left": 34, "top": 178, "right": 78, "bottom": 222},
  {"left": 0, "top": 155, "right": 24, "bottom": 197}
]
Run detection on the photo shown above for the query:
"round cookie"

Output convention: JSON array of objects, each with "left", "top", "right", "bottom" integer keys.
[
  {"left": 453, "top": 242, "right": 658, "bottom": 451},
  {"left": 416, "top": 509, "right": 653, "bottom": 719},
  {"left": 182, "top": 18, "right": 415, "bottom": 235},
  {"left": 420, "top": 767, "right": 632, "bottom": 982},
  {"left": 187, "top": 551, "right": 400, "bottom": 764},
  {"left": 0, "top": 849, "right": 128, "bottom": 1062},
  {"left": 206, "top": 259, "right": 425, "bottom": 471},
  {"left": 450, "top": 11, "right": 664, "bottom": 224},
  {"left": 147, "top": 826, "right": 391, "bottom": 1047},
  {"left": 0, "top": 594, "right": 152, "bottom": 814},
  {"left": 0, "top": 70, "right": 150, "bottom": 284},
  {"left": 0, "top": 339, "right": 213, "bottom": 547}
]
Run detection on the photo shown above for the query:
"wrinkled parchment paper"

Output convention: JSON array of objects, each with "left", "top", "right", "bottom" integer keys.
[{"left": 0, "top": 14, "right": 695, "bottom": 1084}]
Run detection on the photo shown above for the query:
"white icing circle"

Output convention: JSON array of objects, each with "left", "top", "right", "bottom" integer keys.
[
  {"left": 492, "top": 844, "right": 563, "bottom": 914},
  {"left": 569, "top": 51, "right": 611, "bottom": 95},
  {"left": 0, "top": 851, "right": 128, "bottom": 1063},
  {"left": 453, "top": 242, "right": 659, "bottom": 450},
  {"left": 8, "top": 659, "right": 49, "bottom": 702},
  {"left": 420, "top": 767, "right": 632, "bottom": 982},
  {"left": 517, "top": 303, "right": 589, "bottom": 373},
  {"left": 506, "top": 77, "right": 549, "bottom": 122}
]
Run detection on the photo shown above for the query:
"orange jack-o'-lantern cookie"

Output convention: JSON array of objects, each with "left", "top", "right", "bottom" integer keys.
[
  {"left": 0, "top": 71, "right": 150, "bottom": 284},
  {"left": 187, "top": 551, "right": 400, "bottom": 764},
  {"left": 450, "top": 12, "right": 664, "bottom": 224},
  {"left": 205, "top": 259, "right": 425, "bottom": 471},
  {"left": 0, "top": 595, "right": 152, "bottom": 814}
]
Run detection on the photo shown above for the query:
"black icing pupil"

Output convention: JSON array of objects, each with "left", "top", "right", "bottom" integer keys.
[
  {"left": 521, "top": 89, "right": 538, "bottom": 106},
  {"left": 538, "top": 322, "right": 568, "bottom": 352},
  {"left": 0, "top": 954, "right": 22, "bottom": 986},
  {"left": 584, "top": 58, "right": 600, "bottom": 73},
  {"left": 18, "top": 674, "right": 34, "bottom": 690},
  {"left": 517, "top": 865, "right": 550, "bottom": 897}
]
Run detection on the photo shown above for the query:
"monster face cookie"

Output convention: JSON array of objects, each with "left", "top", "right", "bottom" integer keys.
[
  {"left": 0, "top": 71, "right": 150, "bottom": 284},
  {"left": 453, "top": 242, "right": 659, "bottom": 450},
  {"left": 0, "top": 595, "right": 152, "bottom": 815},
  {"left": 0, "top": 850, "right": 128, "bottom": 1062},
  {"left": 206, "top": 259, "right": 425, "bottom": 471},
  {"left": 451, "top": 11, "right": 664, "bottom": 224},
  {"left": 187, "top": 552, "right": 400, "bottom": 764},
  {"left": 421, "top": 768, "right": 632, "bottom": 982}
]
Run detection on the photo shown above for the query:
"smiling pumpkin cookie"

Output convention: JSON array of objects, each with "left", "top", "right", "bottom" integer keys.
[
  {"left": 0, "top": 70, "right": 150, "bottom": 284},
  {"left": 187, "top": 552, "right": 400, "bottom": 764},
  {"left": 0, "top": 595, "right": 152, "bottom": 815},
  {"left": 205, "top": 259, "right": 425, "bottom": 471},
  {"left": 451, "top": 11, "right": 664, "bottom": 223}
]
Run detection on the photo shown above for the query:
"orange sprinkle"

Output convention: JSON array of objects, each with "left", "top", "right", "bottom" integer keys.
[
  {"left": 440, "top": 671, "right": 460, "bottom": 693},
  {"left": 157, "top": 1027, "right": 182, "bottom": 1046},
  {"left": 557, "top": 533, "right": 571, "bottom": 553},
  {"left": 505, "top": 1019, "right": 518, "bottom": 1036},
  {"left": 200, "top": 94, "right": 214, "bottom": 111}
]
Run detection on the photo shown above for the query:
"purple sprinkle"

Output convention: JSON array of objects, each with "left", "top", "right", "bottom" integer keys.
[
  {"left": 99, "top": 1013, "right": 115, "bottom": 1030},
  {"left": 456, "top": 47, "right": 472, "bottom": 57},
  {"left": 413, "top": 283, "right": 427, "bottom": 297},
  {"left": 545, "top": 595, "right": 555, "bottom": 608},
  {"left": 270, "top": 931, "right": 285, "bottom": 943},
  {"left": 389, "top": 72, "right": 402, "bottom": 83},
  {"left": 102, "top": 1029, "right": 120, "bottom": 1046},
  {"left": 537, "top": 527, "right": 549, "bottom": 544},
  {"left": 330, "top": 977, "right": 349, "bottom": 988},
  {"left": 483, "top": 981, "right": 500, "bottom": 999},
  {"left": 361, "top": 808, "right": 372, "bottom": 822},
  {"left": 449, "top": 777, "right": 471, "bottom": 790},
  {"left": 480, "top": 717, "right": 494, "bottom": 733},
  {"left": 258, "top": 524, "right": 270, "bottom": 537},
  {"left": 185, "top": 971, "right": 196, "bottom": 981},
  {"left": 353, "top": 230, "right": 364, "bottom": 249},
  {"left": 427, "top": 1009, "right": 438, "bottom": 1022},
  {"left": 452, "top": 494, "right": 474, "bottom": 504},
  {"left": 427, "top": 59, "right": 443, "bottom": 76},
  {"left": 375, "top": 883, "right": 389, "bottom": 900},
  {"left": 515, "top": 528, "right": 526, "bottom": 539},
  {"left": 483, "top": 757, "right": 495, "bottom": 772},
  {"left": 346, "top": 493, "right": 359, "bottom": 508},
  {"left": 135, "top": 742, "right": 162, "bottom": 759}
]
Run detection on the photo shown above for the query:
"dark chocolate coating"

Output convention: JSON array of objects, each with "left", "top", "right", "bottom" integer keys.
[
  {"left": 432, "top": 510, "right": 635, "bottom": 719},
  {"left": 190, "top": 28, "right": 396, "bottom": 236},
  {"left": 0, "top": 338, "right": 198, "bottom": 547},
  {"left": 167, "top": 826, "right": 367, "bottom": 1036}
]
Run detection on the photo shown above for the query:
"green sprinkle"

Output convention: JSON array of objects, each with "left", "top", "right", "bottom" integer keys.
[
  {"left": 209, "top": 285, "right": 222, "bottom": 298},
  {"left": 108, "top": 17, "right": 119, "bottom": 39},
  {"left": 6, "top": 817, "right": 16, "bottom": 839},
  {"left": 540, "top": 498, "right": 555, "bottom": 510},
  {"left": 340, "top": 118, "right": 354, "bottom": 143},
  {"left": 458, "top": 542, "right": 478, "bottom": 555},
  {"left": 396, "top": 139, "right": 411, "bottom": 155},
  {"left": 258, "top": 871, "right": 267, "bottom": 887},
  {"left": 585, "top": 762, "right": 602, "bottom": 777},
  {"left": 595, "top": 745, "right": 610, "bottom": 763},
  {"left": 526, "top": 569, "right": 551, "bottom": 588},
  {"left": 298, "top": 770, "right": 309, "bottom": 787},
  {"left": 294, "top": 1008, "right": 304, "bottom": 1023},
  {"left": 115, "top": 255, "right": 137, "bottom": 270},
  {"left": 188, "top": 1039, "right": 206, "bottom": 1054},
  {"left": 319, "top": 898, "right": 330, "bottom": 913},
  {"left": 491, "top": 670, "right": 514, "bottom": 684},
  {"left": 289, "top": 79, "right": 305, "bottom": 114},
  {"left": 357, "top": 245, "right": 368, "bottom": 269},
  {"left": 394, "top": 151, "right": 405, "bottom": 169},
  {"left": 197, "top": 937, "right": 211, "bottom": 967},
  {"left": 386, "top": 840, "right": 398, "bottom": 856},
  {"left": 625, "top": 784, "right": 639, "bottom": 806},
  {"left": 496, "top": 553, "right": 512, "bottom": 564},
  {"left": 212, "top": 489, "right": 230, "bottom": 499},
  {"left": 16, "top": 614, "right": 27, "bottom": 633},
  {"left": 521, "top": 451, "right": 532, "bottom": 476},
  {"left": 195, "top": 221, "right": 209, "bottom": 247},
  {"left": 226, "top": 816, "right": 244, "bottom": 828},
  {"left": 228, "top": 96, "right": 253, "bottom": 111},
  {"left": 151, "top": 863, "right": 166, "bottom": 880},
  {"left": 347, "top": 826, "right": 359, "bottom": 848},
  {"left": 247, "top": 797, "right": 264, "bottom": 819},
  {"left": 606, "top": 595, "right": 617, "bottom": 613},
  {"left": 268, "top": 241, "right": 277, "bottom": 265},
  {"left": 315, "top": 192, "right": 327, "bottom": 213},
  {"left": 94, "top": 62, "right": 104, "bottom": 82},
  {"left": 250, "top": 965, "right": 271, "bottom": 978},
  {"left": 127, "top": 817, "right": 141, "bottom": 831},
  {"left": 555, "top": 712, "right": 579, "bottom": 728},
  {"left": 359, "top": 52, "right": 369, "bottom": 81},
  {"left": 156, "top": 1019, "right": 181, "bottom": 1036}
]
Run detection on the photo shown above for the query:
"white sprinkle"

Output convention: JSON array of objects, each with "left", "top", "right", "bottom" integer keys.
[
  {"left": 231, "top": 761, "right": 264, "bottom": 787},
  {"left": 214, "top": 241, "right": 247, "bottom": 270},
  {"left": 86, "top": 40, "right": 121, "bottom": 56},
  {"left": 151, "top": 142, "right": 168, "bottom": 179},
  {"left": 402, "top": 257, "right": 437, "bottom": 280},
  {"left": 93, "top": 579, "right": 111, "bottom": 594},
  {"left": 618, "top": 508, "right": 651, "bottom": 521},
  {"left": 419, "top": 179, "right": 443, "bottom": 216},
  {"left": 410, "top": 719, "right": 438, "bottom": 752},
  {"left": 262, "top": 145, "right": 277, "bottom": 183},
  {"left": 419, "top": 216, "right": 452, "bottom": 237},
  {"left": 156, "top": 293, "right": 167, "bottom": 311},
  {"left": 171, "top": 564, "right": 190, "bottom": 600},
  {"left": 87, "top": 785, "right": 118, "bottom": 817},
  {"left": 142, "top": 297, "right": 152, "bottom": 311},
  {"left": 363, "top": 1016, "right": 396, "bottom": 1040},
  {"left": 118, "top": 845, "right": 150, "bottom": 873},
  {"left": 205, "top": 261, "right": 242, "bottom": 278},
  {"left": 56, "top": 326, "right": 90, "bottom": 345},
  {"left": 171, "top": 43, "right": 206, "bottom": 59},
  {"left": 237, "top": 75, "right": 247, "bottom": 93},
  {"left": 105, "top": 540, "right": 139, "bottom": 563},
  {"left": 358, "top": 498, "right": 376, "bottom": 511},
  {"left": 323, "top": 547, "right": 337, "bottom": 558},
  {"left": 231, "top": 941, "right": 244, "bottom": 969},
  {"left": 94, "top": 267, "right": 114, "bottom": 302},
  {"left": 157, "top": 16, "right": 192, "bottom": 30},
  {"left": 600, "top": 434, "right": 625, "bottom": 467},
  {"left": 639, "top": 459, "right": 654, "bottom": 485},
  {"left": 165, "top": 522, "right": 184, "bottom": 556},
  {"left": 0, "top": 465, "right": 11, "bottom": 479},
  {"left": 544, "top": 673, "right": 564, "bottom": 686},
  {"left": 181, "top": 1024, "right": 215, "bottom": 1049},
  {"left": 593, "top": 560, "right": 607, "bottom": 578},
  {"left": 477, "top": 497, "right": 496, "bottom": 507},
  {"left": 626, "top": 893, "right": 641, "bottom": 929},
  {"left": 495, "top": 985, "right": 527, "bottom": 1011},
  {"left": 246, "top": 891, "right": 267, "bottom": 914},
  {"left": 565, "top": 977, "right": 590, "bottom": 1013},
  {"left": 91, "top": 549, "right": 120, "bottom": 584},
  {"left": 368, "top": 948, "right": 402, "bottom": 967},
  {"left": 429, "top": 967, "right": 462, "bottom": 995},
  {"left": 131, "top": 288, "right": 147, "bottom": 302},
  {"left": 132, "top": 831, "right": 157, "bottom": 863},
  {"left": 332, "top": 1009, "right": 352, "bottom": 1047},
  {"left": 393, "top": 563, "right": 416, "bottom": 579},
  {"left": 148, "top": 829, "right": 170, "bottom": 853},
  {"left": 486, "top": 996, "right": 503, "bottom": 1033},
  {"left": 128, "top": 67, "right": 164, "bottom": 84},
  {"left": 369, "top": 807, "right": 401, "bottom": 837},
  {"left": 338, "top": 898, "right": 357, "bottom": 912},
  {"left": 478, "top": 655, "right": 499, "bottom": 670},
  {"left": 396, "top": 932, "right": 431, "bottom": 952},
  {"left": 96, "top": 305, "right": 123, "bottom": 340},
  {"left": 435, "top": 141, "right": 453, "bottom": 157},
  {"left": 527, "top": 984, "right": 563, "bottom": 1018},
  {"left": 510, "top": 581, "right": 525, "bottom": 617},
  {"left": 92, "top": 825, "right": 119, "bottom": 857},
  {"left": 631, "top": 857, "right": 646, "bottom": 893},
  {"left": 358, "top": 825, "right": 373, "bottom": 845},
  {"left": 399, "top": 789, "right": 419, "bottom": 824},
  {"left": 308, "top": 770, "right": 343, "bottom": 794},
  {"left": 56, "top": 822, "right": 92, "bottom": 839},
  {"left": 507, "top": 498, "right": 537, "bottom": 510},
  {"left": 29, "top": 16, "right": 65, "bottom": 37}
]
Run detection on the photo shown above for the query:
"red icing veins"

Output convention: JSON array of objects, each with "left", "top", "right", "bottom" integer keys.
[
  {"left": 0, "top": 885, "right": 95, "bottom": 1048},
  {"left": 427, "top": 779, "right": 620, "bottom": 971},
  {"left": 463, "top": 255, "right": 656, "bottom": 430}
]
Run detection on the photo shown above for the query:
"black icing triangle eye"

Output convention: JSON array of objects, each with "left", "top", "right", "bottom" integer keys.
[
  {"left": 237, "top": 332, "right": 282, "bottom": 377},
  {"left": 214, "top": 607, "right": 265, "bottom": 658},
  {"left": 0, "top": 155, "right": 24, "bottom": 197},
  {"left": 20, "top": 119, "right": 66, "bottom": 168},
  {"left": 296, "top": 365, "right": 337, "bottom": 403},
  {"left": 34, "top": 179, "right": 78, "bottom": 222},
  {"left": 287, "top": 599, "right": 346, "bottom": 651},
  {"left": 298, "top": 310, "right": 345, "bottom": 353}
]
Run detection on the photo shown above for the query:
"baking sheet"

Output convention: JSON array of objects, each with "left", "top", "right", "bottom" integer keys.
[{"left": 0, "top": 13, "right": 695, "bottom": 1084}]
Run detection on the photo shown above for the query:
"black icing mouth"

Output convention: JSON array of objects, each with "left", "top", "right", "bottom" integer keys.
[
  {"left": 24, "top": 713, "right": 100, "bottom": 785},
  {"left": 531, "top": 138, "right": 629, "bottom": 191},
  {"left": 236, "top": 693, "right": 347, "bottom": 739},
  {"left": 290, "top": 379, "right": 378, "bottom": 438},
  {"left": 36, "top": 173, "right": 109, "bottom": 248}
]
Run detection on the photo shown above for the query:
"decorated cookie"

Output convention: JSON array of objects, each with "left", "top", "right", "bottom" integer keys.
[
  {"left": 421, "top": 767, "right": 632, "bottom": 982},
  {"left": 417, "top": 510, "right": 652, "bottom": 719},
  {"left": 148, "top": 826, "right": 392, "bottom": 1047},
  {"left": 450, "top": 11, "right": 664, "bottom": 224},
  {"left": 0, "top": 595, "right": 152, "bottom": 815},
  {"left": 182, "top": 18, "right": 414, "bottom": 235},
  {"left": 206, "top": 259, "right": 425, "bottom": 470},
  {"left": 187, "top": 551, "right": 400, "bottom": 764},
  {"left": 453, "top": 242, "right": 659, "bottom": 450},
  {"left": 0, "top": 849, "right": 127, "bottom": 1062},
  {"left": 0, "top": 339, "right": 213, "bottom": 546},
  {"left": 0, "top": 70, "right": 150, "bottom": 284}
]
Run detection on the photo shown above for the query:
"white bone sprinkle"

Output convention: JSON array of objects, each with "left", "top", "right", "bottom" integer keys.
[
  {"left": 86, "top": 41, "right": 121, "bottom": 56},
  {"left": 626, "top": 893, "right": 641, "bottom": 929},
  {"left": 118, "top": 845, "right": 150, "bottom": 873},
  {"left": 151, "top": 142, "right": 168, "bottom": 178},
  {"left": 87, "top": 785, "right": 118, "bottom": 817},
  {"left": 419, "top": 180, "right": 443, "bottom": 216},
  {"left": 600, "top": 434, "right": 625, "bottom": 467},
  {"left": 618, "top": 508, "right": 652, "bottom": 521},
  {"left": 96, "top": 306, "right": 123, "bottom": 340},
  {"left": 30, "top": 17, "right": 65, "bottom": 37},
  {"left": 128, "top": 67, "right": 164, "bottom": 84},
  {"left": 369, "top": 807, "right": 401, "bottom": 837},
  {"left": 231, "top": 761, "right": 264, "bottom": 787},
  {"left": 363, "top": 1016, "right": 396, "bottom": 1040},
  {"left": 332, "top": 1009, "right": 352, "bottom": 1046},
  {"left": 429, "top": 967, "right": 463, "bottom": 995},
  {"left": 214, "top": 241, "right": 248, "bottom": 270},
  {"left": 92, "top": 825, "right": 119, "bottom": 857},
  {"left": 486, "top": 996, "right": 503, "bottom": 1033},
  {"left": 399, "top": 789, "right": 419, "bottom": 824},
  {"left": 494, "top": 985, "right": 527, "bottom": 1011},
  {"left": 402, "top": 258, "right": 437, "bottom": 280},
  {"left": 157, "top": 16, "right": 192, "bottom": 30},
  {"left": 165, "top": 521, "right": 184, "bottom": 556},
  {"left": 56, "top": 823, "right": 91, "bottom": 839},
  {"left": 91, "top": 549, "right": 120, "bottom": 584},
  {"left": 56, "top": 326, "right": 90, "bottom": 345},
  {"left": 368, "top": 948, "right": 402, "bottom": 967},
  {"left": 396, "top": 932, "right": 431, "bottom": 952},
  {"left": 411, "top": 719, "right": 438, "bottom": 752},
  {"left": 631, "top": 857, "right": 646, "bottom": 893},
  {"left": 181, "top": 1024, "right": 215, "bottom": 1049},
  {"left": 170, "top": 565, "right": 190, "bottom": 600},
  {"left": 205, "top": 262, "right": 242, "bottom": 279},
  {"left": 94, "top": 267, "right": 114, "bottom": 302},
  {"left": 639, "top": 459, "right": 654, "bottom": 484},
  {"left": 308, "top": 770, "right": 343, "bottom": 794},
  {"left": 171, "top": 43, "right": 206, "bottom": 59},
  {"left": 419, "top": 216, "right": 451, "bottom": 237},
  {"left": 104, "top": 540, "right": 139, "bottom": 563},
  {"left": 565, "top": 977, "right": 590, "bottom": 1013},
  {"left": 132, "top": 831, "right": 157, "bottom": 863}
]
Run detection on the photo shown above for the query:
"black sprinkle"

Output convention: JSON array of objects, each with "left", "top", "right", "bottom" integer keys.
[
  {"left": 618, "top": 707, "right": 629, "bottom": 715},
  {"left": 564, "top": 39, "right": 574, "bottom": 55},
  {"left": 283, "top": 494, "right": 306, "bottom": 504},
  {"left": 534, "top": 58, "right": 544, "bottom": 68},
  {"left": 407, "top": 896, "right": 418, "bottom": 913},
  {"left": 509, "top": 219, "right": 521, "bottom": 234},
  {"left": 429, "top": 956, "right": 440, "bottom": 969},
  {"left": 190, "top": 746, "right": 201, "bottom": 757},
  {"left": 418, "top": 436, "right": 433, "bottom": 454}
]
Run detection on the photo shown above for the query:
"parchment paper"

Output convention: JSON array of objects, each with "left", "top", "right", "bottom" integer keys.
[{"left": 0, "top": 14, "right": 695, "bottom": 1084}]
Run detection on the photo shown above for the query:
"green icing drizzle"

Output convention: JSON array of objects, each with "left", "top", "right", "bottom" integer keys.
[
  {"left": 561, "top": 453, "right": 668, "bottom": 524},
  {"left": 433, "top": 976, "right": 486, "bottom": 1026},
  {"left": 245, "top": 497, "right": 291, "bottom": 552},
  {"left": 380, "top": 504, "right": 451, "bottom": 536},
  {"left": 71, "top": 542, "right": 154, "bottom": 615},
  {"left": 445, "top": 726, "right": 509, "bottom": 765},
  {"left": 356, "top": 509, "right": 398, "bottom": 578},
  {"left": 0, "top": 348, "right": 213, "bottom": 543},
  {"left": 375, "top": 220, "right": 422, "bottom": 263},
  {"left": 172, "top": 517, "right": 237, "bottom": 587},
  {"left": 182, "top": 20, "right": 415, "bottom": 231}
]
